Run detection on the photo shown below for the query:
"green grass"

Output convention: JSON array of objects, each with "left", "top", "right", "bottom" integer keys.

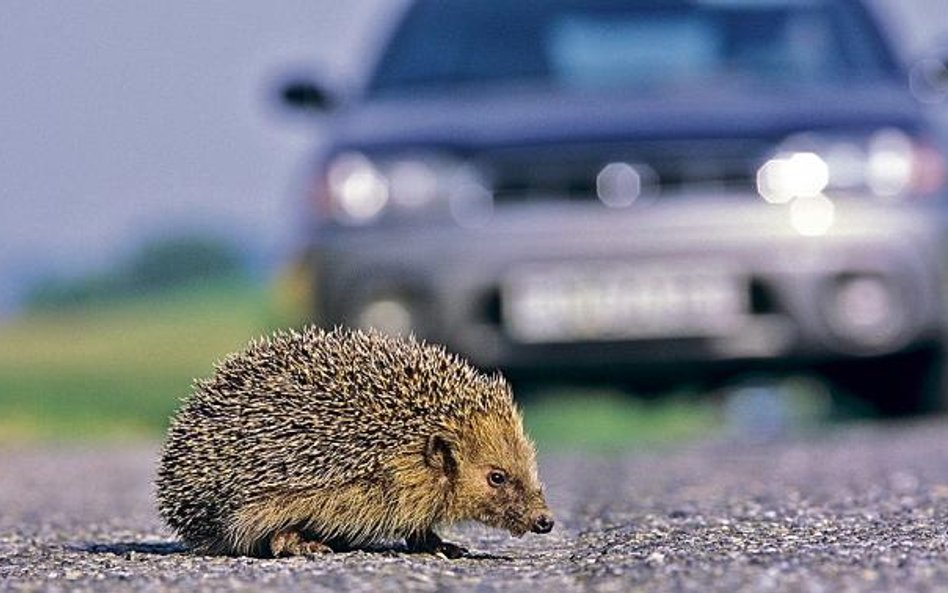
[
  {"left": 0, "top": 282, "right": 718, "bottom": 448},
  {"left": 0, "top": 281, "right": 271, "bottom": 441},
  {"left": 523, "top": 389, "right": 719, "bottom": 452}
]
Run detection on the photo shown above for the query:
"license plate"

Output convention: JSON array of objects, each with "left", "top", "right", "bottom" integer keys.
[{"left": 502, "top": 261, "right": 747, "bottom": 343}]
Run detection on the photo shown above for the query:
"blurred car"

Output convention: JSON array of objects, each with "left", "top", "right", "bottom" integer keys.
[{"left": 280, "top": 0, "right": 948, "bottom": 415}]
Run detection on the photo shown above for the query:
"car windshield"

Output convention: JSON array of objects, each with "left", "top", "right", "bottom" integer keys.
[{"left": 367, "top": 0, "right": 898, "bottom": 98}]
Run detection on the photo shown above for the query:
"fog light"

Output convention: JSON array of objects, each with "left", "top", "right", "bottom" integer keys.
[
  {"left": 825, "top": 275, "right": 904, "bottom": 349},
  {"left": 356, "top": 297, "right": 413, "bottom": 336}
]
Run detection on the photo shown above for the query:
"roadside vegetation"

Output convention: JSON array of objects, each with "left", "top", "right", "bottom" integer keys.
[
  {"left": 0, "top": 281, "right": 268, "bottom": 441},
  {"left": 0, "top": 249, "right": 721, "bottom": 448}
]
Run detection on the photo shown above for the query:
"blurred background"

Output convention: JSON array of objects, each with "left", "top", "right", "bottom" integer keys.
[{"left": 3, "top": 0, "right": 948, "bottom": 449}]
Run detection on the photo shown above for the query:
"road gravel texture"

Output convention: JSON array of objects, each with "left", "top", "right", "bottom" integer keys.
[{"left": 3, "top": 421, "right": 948, "bottom": 592}]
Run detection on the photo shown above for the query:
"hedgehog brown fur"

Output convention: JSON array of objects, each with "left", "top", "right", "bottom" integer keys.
[{"left": 155, "top": 326, "right": 553, "bottom": 558}]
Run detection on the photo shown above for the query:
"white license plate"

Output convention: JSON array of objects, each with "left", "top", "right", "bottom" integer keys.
[{"left": 502, "top": 261, "right": 748, "bottom": 343}]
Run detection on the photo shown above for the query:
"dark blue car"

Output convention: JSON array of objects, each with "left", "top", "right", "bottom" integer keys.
[{"left": 282, "top": 0, "right": 948, "bottom": 415}]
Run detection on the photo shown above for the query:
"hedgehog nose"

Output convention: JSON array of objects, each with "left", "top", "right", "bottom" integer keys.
[{"left": 531, "top": 514, "right": 554, "bottom": 534}]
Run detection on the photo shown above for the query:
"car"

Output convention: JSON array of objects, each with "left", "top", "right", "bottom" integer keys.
[{"left": 279, "top": 0, "right": 948, "bottom": 415}]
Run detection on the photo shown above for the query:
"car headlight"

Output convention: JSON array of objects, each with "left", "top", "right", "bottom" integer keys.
[
  {"left": 756, "top": 128, "right": 946, "bottom": 204},
  {"left": 326, "top": 152, "right": 390, "bottom": 224},
  {"left": 322, "top": 151, "right": 493, "bottom": 227}
]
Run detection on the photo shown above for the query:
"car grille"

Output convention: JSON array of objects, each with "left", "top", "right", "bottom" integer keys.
[{"left": 480, "top": 139, "right": 774, "bottom": 203}]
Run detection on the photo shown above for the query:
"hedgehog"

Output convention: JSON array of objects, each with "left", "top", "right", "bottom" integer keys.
[{"left": 155, "top": 326, "right": 553, "bottom": 558}]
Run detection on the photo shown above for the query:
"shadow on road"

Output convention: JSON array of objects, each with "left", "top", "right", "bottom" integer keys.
[
  {"left": 68, "top": 540, "right": 513, "bottom": 560},
  {"left": 71, "top": 541, "right": 186, "bottom": 556}
]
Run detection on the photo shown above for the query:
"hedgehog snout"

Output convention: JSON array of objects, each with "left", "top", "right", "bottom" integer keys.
[{"left": 531, "top": 512, "right": 555, "bottom": 534}]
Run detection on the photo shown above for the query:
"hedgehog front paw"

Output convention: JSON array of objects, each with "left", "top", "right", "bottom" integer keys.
[
  {"left": 269, "top": 529, "right": 332, "bottom": 557},
  {"left": 406, "top": 530, "right": 468, "bottom": 559}
]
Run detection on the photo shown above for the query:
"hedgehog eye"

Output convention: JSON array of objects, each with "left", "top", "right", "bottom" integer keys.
[{"left": 487, "top": 470, "right": 508, "bottom": 488}]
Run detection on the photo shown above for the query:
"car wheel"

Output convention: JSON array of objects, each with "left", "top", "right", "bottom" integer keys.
[{"left": 819, "top": 345, "right": 948, "bottom": 417}]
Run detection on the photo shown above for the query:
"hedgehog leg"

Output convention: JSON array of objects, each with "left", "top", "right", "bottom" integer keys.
[
  {"left": 269, "top": 529, "right": 332, "bottom": 557},
  {"left": 406, "top": 529, "right": 468, "bottom": 559}
]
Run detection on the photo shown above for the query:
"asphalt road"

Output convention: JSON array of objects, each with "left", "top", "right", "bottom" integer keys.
[{"left": 4, "top": 421, "right": 948, "bottom": 592}]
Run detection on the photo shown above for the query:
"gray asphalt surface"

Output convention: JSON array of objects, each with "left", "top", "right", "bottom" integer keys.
[{"left": 4, "top": 421, "right": 948, "bottom": 592}]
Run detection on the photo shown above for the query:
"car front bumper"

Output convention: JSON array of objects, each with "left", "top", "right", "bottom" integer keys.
[{"left": 306, "top": 196, "right": 948, "bottom": 383}]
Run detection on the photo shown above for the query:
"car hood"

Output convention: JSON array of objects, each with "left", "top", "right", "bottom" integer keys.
[{"left": 330, "top": 83, "right": 924, "bottom": 152}]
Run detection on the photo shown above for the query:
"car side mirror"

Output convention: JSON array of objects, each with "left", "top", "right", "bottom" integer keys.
[
  {"left": 279, "top": 78, "right": 336, "bottom": 113},
  {"left": 909, "top": 51, "right": 948, "bottom": 104}
]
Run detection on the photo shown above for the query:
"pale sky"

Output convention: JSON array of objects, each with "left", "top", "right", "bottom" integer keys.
[{"left": 0, "top": 1, "right": 401, "bottom": 311}]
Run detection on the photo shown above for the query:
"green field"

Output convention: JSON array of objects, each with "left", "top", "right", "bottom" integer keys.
[
  {"left": 0, "top": 283, "right": 719, "bottom": 449},
  {"left": 0, "top": 282, "right": 267, "bottom": 441}
]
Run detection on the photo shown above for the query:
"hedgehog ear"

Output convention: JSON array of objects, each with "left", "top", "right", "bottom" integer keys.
[{"left": 425, "top": 434, "right": 458, "bottom": 477}]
